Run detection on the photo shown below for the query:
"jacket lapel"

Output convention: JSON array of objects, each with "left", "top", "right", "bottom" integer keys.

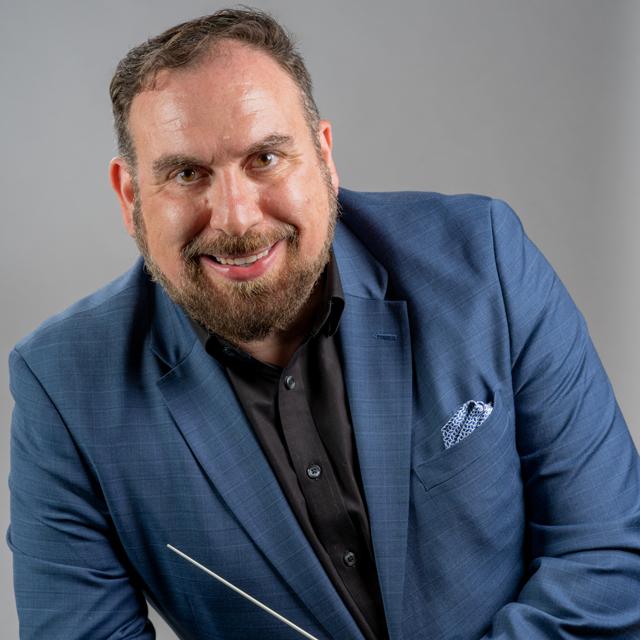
[
  {"left": 150, "top": 287, "right": 365, "bottom": 640},
  {"left": 334, "top": 224, "right": 413, "bottom": 640}
]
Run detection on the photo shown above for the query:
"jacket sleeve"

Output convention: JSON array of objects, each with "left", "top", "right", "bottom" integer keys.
[
  {"left": 481, "top": 199, "right": 640, "bottom": 638},
  {"left": 7, "top": 347, "right": 156, "bottom": 639}
]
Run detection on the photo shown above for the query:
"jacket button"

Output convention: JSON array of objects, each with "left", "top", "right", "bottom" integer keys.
[
  {"left": 343, "top": 550, "right": 357, "bottom": 567},
  {"left": 306, "top": 464, "right": 322, "bottom": 479},
  {"left": 284, "top": 375, "right": 296, "bottom": 390}
]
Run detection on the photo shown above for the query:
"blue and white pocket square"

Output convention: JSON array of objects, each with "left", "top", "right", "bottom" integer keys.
[{"left": 441, "top": 400, "right": 493, "bottom": 450}]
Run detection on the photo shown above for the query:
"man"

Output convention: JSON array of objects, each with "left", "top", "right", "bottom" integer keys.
[{"left": 7, "top": 8, "right": 640, "bottom": 640}]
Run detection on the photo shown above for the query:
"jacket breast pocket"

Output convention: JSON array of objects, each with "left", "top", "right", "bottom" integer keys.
[
  {"left": 413, "top": 388, "right": 514, "bottom": 492},
  {"left": 407, "top": 389, "right": 525, "bottom": 626}
]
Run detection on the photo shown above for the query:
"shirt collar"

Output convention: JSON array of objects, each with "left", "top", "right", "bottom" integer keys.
[{"left": 310, "top": 250, "right": 345, "bottom": 339}]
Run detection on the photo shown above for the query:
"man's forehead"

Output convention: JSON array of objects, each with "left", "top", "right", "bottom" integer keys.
[
  {"left": 131, "top": 43, "right": 302, "bottom": 124},
  {"left": 127, "top": 41, "right": 308, "bottom": 163}
]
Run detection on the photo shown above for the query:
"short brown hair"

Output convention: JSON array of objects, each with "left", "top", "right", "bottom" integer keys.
[{"left": 109, "top": 7, "right": 320, "bottom": 164}]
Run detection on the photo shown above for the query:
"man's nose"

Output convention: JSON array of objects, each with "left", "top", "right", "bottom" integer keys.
[{"left": 209, "top": 170, "right": 263, "bottom": 237}]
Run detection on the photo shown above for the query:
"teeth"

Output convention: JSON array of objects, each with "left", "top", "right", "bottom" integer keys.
[{"left": 214, "top": 246, "right": 270, "bottom": 266}]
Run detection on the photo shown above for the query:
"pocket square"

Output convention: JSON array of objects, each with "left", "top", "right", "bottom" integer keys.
[{"left": 441, "top": 400, "right": 493, "bottom": 450}]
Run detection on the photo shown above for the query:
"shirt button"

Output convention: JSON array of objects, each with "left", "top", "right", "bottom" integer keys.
[
  {"left": 343, "top": 550, "right": 357, "bottom": 567},
  {"left": 284, "top": 375, "right": 296, "bottom": 390},
  {"left": 306, "top": 464, "right": 322, "bottom": 479}
]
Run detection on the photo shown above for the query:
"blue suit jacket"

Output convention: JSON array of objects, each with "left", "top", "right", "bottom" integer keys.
[{"left": 8, "top": 190, "right": 640, "bottom": 639}]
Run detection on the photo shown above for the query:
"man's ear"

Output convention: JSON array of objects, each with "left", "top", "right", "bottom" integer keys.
[
  {"left": 317, "top": 120, "right": 339, "bottom": 195},
  {"left": 109, "top": 157, "right": 137, "bottom": 237}
]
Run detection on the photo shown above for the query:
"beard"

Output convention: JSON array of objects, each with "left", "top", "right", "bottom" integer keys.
[{"left": 132, "top": 174, "right": 339, "bottom": 346}]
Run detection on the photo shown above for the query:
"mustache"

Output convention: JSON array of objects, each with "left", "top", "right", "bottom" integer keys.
[{"left": 181, "top": 225, "right": 297, "bottom": 261}]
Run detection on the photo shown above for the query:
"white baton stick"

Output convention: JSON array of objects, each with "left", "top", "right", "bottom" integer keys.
[{"left": 167, "top": 544, "right": 320, "bottom": 640}]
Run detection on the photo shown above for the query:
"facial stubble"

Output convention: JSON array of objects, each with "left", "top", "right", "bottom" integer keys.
[{"left": 132, "top": 171, "right": 339, "bottom": 346}]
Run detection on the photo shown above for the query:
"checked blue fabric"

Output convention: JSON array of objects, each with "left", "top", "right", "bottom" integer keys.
[
  {"left": 441, "top": 400, "right": 493, "bottom": 450},
  {"left": 8, "top": 189, "right": 640, "bottom": 640}
]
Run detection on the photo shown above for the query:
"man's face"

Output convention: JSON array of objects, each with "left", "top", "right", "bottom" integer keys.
[{"left": 111, "top": 41, "right": 339, "bottom": 345}]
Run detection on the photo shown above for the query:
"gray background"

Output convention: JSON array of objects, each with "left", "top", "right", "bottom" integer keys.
[{"left": 1, "top": 1, "right": 638, "bottom": 637}]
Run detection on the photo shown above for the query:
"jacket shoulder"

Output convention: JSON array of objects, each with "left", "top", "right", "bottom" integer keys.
[
  {"left": 339, "top": 187, "right": 493, "bottom": 211},
  {"left": 337, "top": 188, "right": 520, "bottom": 279},
  {"left": 12, "top": 260, "right": 150, "bottom": 371},
  {"left": 337, "top": 188, "right": 516, "bottom": 251}
]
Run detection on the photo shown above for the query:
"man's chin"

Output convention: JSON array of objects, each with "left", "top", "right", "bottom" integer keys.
[{"left": 146, "top": 258, "right": 320, "bottom": 346}]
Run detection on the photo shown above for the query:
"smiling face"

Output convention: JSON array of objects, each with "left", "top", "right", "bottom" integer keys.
[{"left": 110, "top": 40, "right": 339, "bottom": 345}]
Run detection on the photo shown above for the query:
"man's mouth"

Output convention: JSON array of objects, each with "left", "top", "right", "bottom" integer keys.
[
  {"left": 199, "top": 240, "right": 284, "bottom": 282},
  {"left": 209, "top": 245, "right": 272, "bottom": 266}
]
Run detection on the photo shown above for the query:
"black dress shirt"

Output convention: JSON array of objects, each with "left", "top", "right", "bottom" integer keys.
[{"left": 193, "top": 254, "right": 388, "bottom": 640}]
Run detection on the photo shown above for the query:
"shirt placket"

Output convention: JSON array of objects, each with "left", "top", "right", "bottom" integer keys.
[{"left": 277, "top": 356, "right": 373, "bottom": 600}]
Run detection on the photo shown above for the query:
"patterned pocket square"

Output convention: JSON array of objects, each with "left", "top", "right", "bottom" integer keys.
[{"left": 441, "top": 400, "right": 493, "bottom": 450}]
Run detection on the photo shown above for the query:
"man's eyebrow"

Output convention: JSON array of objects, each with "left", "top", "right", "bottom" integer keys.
[{"left": 243, "top": 134, "right": 294, "bottom": 157}]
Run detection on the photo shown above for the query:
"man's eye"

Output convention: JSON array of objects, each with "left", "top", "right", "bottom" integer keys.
[
  {"left": 252, "top": 152, "right": 278, "bottom": 169},
  {"left": 175, "top": 168, "right": 200, "bottom": 184}
]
